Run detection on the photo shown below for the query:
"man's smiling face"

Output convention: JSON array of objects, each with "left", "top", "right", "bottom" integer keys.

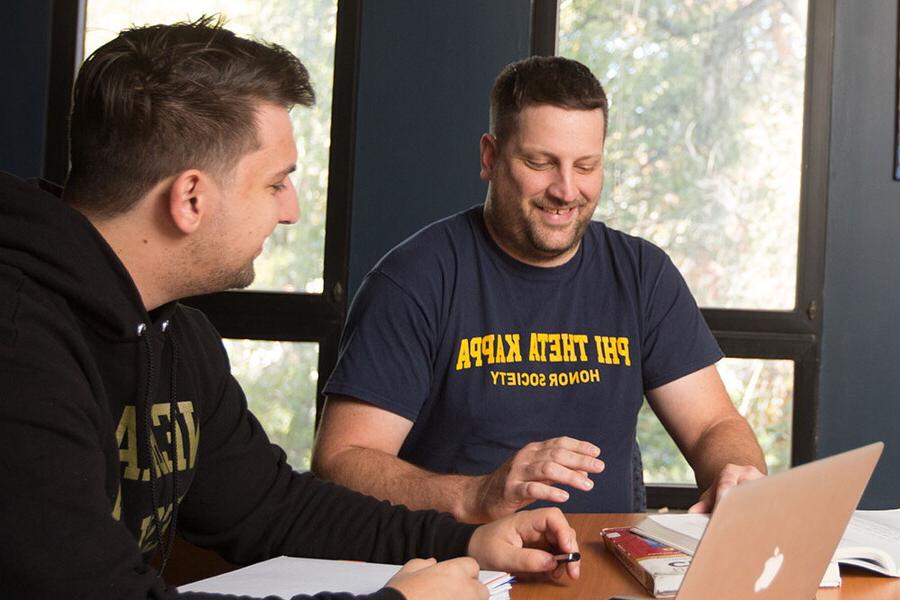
[{"left": 481, "top": 104, "right": 605, "bottom": 268}]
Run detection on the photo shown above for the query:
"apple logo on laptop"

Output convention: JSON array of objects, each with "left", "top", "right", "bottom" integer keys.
[{"left": 754, "top": 546, "right": 784, "bottom": 592}]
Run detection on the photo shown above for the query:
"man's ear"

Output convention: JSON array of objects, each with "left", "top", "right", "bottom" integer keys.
[
  {"left": 479, "top": 133, "right": 499, "bottom": 181},
  {"left": 167, "top": 170, "right": 211, "bottom": 234}
]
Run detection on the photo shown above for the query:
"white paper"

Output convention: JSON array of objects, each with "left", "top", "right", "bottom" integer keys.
[{"left": 179, "top": 556, "right": 512, "bottom": 598}]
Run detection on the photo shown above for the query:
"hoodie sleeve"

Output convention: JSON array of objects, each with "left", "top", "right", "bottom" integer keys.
[
  {"left": 173, "top": 310, "right": 476, "bottom": 566},
  {"left": 167, "top": 309, "right": 478, "bottom": 592},
  {"left": 0, "top": 270, "right": 470, "bottom": 600}
]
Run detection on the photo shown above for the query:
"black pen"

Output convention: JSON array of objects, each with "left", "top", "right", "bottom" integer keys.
[{"left": 554, "top": 552, "right": 581, "bottom": 564}]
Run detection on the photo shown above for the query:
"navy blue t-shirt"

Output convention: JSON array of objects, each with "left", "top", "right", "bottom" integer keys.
[{"left": 325, "top": 206, "right": 722, "bottom": 512}]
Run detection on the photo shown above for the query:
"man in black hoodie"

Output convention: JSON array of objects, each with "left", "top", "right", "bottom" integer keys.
[{"left": 0, "top": 17, "right": 579, "bottom": 600}]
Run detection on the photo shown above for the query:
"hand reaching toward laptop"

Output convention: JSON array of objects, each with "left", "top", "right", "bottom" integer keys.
[{"left": 688, "top": 463, "right": 766, "bottom": 513}]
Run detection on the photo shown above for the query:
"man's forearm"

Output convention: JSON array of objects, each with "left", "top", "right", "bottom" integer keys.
[
  {"left": 314, "top": 447, "right": 487, "bottom": 523},
  {"left": 685, "top": 416, "right": 767, "bottom": 491}
]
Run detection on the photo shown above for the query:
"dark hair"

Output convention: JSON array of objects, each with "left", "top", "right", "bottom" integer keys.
[
  {"left": 64, "top": 15, "right": 315, "bottom": 217},
  {"left": 489, "top": 55, "right": 608, "bottom": 145}
]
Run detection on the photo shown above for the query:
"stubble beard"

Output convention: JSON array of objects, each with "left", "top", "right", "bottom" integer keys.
[
  {"left": 523, "top": 205, "right": 591, "bottom": 260},
  {"left": 486, "top": 187, "right": 593, "bottom": 266},
  {"left": 221, "top": 262, "right": 256, "bottom": 291},
  {"left": 181, "top": 233, "right": 258, "bottom": 298}
]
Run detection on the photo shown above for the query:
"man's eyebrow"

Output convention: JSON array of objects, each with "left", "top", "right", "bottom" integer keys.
[
  {"left": 272, "top": 164, "right": 297, "bottom": 178},
  {"left": 518, "top": 144, "right": 602, "bottom": 160},
  {"left": 519, "top": 149, "right": 603, "bottom": 162}
]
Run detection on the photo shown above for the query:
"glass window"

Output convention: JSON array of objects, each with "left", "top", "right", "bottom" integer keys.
[
  {"left": 558, "top": 0, "right": 808, "bottom": 310},
  {"left": 223, "top": 340, "right": 319, "bottom": 470},
  {"left": 640, "top": 358, "right": 793, "bottom": 484},
  {"left": 83, "top": 0, "right": 337, "bottom": 293}
]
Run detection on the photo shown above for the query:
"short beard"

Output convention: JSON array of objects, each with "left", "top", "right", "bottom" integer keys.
[
  {"left": 177, "top": 238, "right": 257, "bottom": 299},
  {"left": 484, "top": 188, "right": 592, "bottom": 266},
  {"left": 219, "top": 263, "right": 256, "bottom": 291}
]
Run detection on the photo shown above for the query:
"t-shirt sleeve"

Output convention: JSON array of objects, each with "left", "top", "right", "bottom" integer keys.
[
  {"left": 324, "top": 271, "right": 436, "bottom": 422},
  {"left": 640, "top": 252, "right": 723, "bottom": 391}
]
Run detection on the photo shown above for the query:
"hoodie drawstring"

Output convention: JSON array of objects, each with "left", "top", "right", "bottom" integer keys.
[
  {"left": 163, "top": 325, "right": 181, "bottom": 574},
  {"left": 138, "top": 321, "right": 180, "bottom": 577}
]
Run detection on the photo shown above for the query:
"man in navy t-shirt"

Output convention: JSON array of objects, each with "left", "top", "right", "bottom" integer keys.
[{"left": 314, "top": 56, "right": 766, "bottom": 521}]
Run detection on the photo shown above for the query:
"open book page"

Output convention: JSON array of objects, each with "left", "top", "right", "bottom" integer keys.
[
  {"left": 632, "top": 513, "right": 708, "bottom": 555},
  {"left": 179, "top": 556, "right": 513, "bottom": 598},
  {"left": 836, "top": 508, "right": 900, "bottom": 576}
]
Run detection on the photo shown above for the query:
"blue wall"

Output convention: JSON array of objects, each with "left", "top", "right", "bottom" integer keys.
[
  {"left": 347, "top": 0, "right": 531, "bottom": 294},
  {"left": 0, "top": 1, "right": 52, "bottom": 178},
  {"left": 818, "top": 1, "right": 900, "bottom": 508}
]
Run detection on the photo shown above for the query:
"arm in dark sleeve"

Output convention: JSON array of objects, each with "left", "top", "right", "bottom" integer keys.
[
  {"left": 172, "top": 316, "right": 476, "bottom": 582},
  {"left": 176, "top": 366, "right": 475, "bottom": 565}
]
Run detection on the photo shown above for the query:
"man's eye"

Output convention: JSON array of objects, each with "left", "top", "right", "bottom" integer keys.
[
  {"left": 271, "top": 183, "right": 287, "bottom": 192},
  {"left": 575, "top": 164, "right": 598, "bottom": 174},
  {"left": 525, "top": 160, "right": 552, "bottom": 170}
]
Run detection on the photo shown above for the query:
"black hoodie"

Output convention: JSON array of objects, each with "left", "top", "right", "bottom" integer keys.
[{"left": 0, "top": 172, "right": 476, "bottom": 599}]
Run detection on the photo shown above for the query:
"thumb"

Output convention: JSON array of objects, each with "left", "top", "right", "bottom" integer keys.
[
  {"left": 496, "top": 547, "right": 558, "bottom": 573},
  {"left": 688, "top": 500, "right": 710, "bottom": 513},
  {"left": 688, "top": 489, "right": 713, "bottom": 514}
]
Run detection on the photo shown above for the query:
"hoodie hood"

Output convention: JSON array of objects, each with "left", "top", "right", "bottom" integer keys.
[
  {"left": 1, "top": 170, "right": 182, "bottom": 573},
  {"left": 0, "top": 171, "right": 153, "bottom": 339}
]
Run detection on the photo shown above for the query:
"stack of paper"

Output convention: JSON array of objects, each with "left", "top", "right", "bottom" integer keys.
[{"left": 180, "top": 555, "right": 514, "bottom": 599}]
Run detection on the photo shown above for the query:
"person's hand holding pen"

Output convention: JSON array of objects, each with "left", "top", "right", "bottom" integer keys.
[
  {"left": 462, "top": 436, "right": 604, "bottom": 523},
  {"left": 467, "top": 507, "right": 581, "bottom": 581},
  {"left": 384, "top": 507, "right": 580, "bottom": 599}
]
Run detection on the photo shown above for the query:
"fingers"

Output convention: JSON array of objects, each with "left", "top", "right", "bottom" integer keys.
[
  {"left": 688, "top": 493, "right": 712, "bottom": 514},
  {"left": 474, "top": 438, "right": 605, "bottom": 522},
  {"left": 436, "top": 556, "right": 481, "bottom": 579},
  {"left": 692, "top": 464, "right": 766, "bottom": 512},
  {"left": 386, "top": 557, "right": 487, "bottom": 600},
  {"left": 518, "top": 459, "right": 599, "bottom": 493},
  {"left": 397, "top": 557, "right": 438, "bottom": 574},
  {"left": 469, "top": 508, "right": 581, "bottom": 580},
  {"left": 509, "top": 437, "right": 604, "bottom": 492}
]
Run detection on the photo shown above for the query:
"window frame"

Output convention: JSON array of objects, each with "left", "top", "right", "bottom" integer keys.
[
  {"left": 533, "top": 0, "right": 834, "bottom": 508},
  {"left": 45, "top": 0, "right": 361, "bottom": 424}
]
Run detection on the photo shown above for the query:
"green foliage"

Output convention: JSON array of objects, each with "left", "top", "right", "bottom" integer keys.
[
  {"left": 560, "top": 0, "right": 806, "bottom": 310},
  {"left": 640, "top": 358, "right": 793, "bottom": 484},
  {"left": 224, "top": 340, "right": 319, "bottom": 470}
]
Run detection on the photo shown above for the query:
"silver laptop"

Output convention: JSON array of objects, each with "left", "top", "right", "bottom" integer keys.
[{"left": 613, "top": 441, "right": 884, "bottom": 600}]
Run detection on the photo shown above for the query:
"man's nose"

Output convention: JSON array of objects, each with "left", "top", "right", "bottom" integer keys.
[
  {"left": 546, "top": 167, "right": 579, "bottom": 203},
  {"left": 279, "top": 178, "right": 300, "bottom": 225}
]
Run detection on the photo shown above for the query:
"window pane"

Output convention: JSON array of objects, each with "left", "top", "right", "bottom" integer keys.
[
  {"left": 83, "top": 0, "right": 336, "bottom": 293},
  {"left": 640, "top": 358, "right": 793, "bottom": 484},
  {"left": 222, "top": 339, "right": 319, "bottom": 470},
  {"left": 558, "top": 0, "right": 807, "bottom": 309}
]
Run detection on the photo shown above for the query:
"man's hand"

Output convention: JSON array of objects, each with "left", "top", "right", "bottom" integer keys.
[
  {"left": 467, "top": 507, "right": 580, "bottom": 581},
  {"left": 465, "top": 437, "right": 603, "bottom": 522},
  {"left": 688, "top": 463, "right": 765, "bottom": 513},
  {"left": 385, "top": 557, "right": 487, "bottom": 600}
]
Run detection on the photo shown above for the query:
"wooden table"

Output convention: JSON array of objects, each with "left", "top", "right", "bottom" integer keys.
[{"left": 511, "top": 514, "right": 900, "bottom": 599}]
